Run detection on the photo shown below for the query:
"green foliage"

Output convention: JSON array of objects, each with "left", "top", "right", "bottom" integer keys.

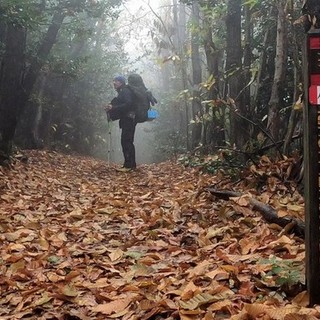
[
  {"left": 259, "top": 256, "right": 304, "bottom": 288},
  {"left": 0, "top": 0, "right": 46, "bottom": 28},
  {"left": 5, "top": 0, "right": 126, "bottom": 158},
  {"left": 243, "top": 0, "right": 259, "bottom": 10},
  {"left": 152, "top": 97, "right": 188, "bottom": 160},
  {"left": 0, "top": 0, "right": 307, "bottom": 161},
  {"left": 179, "top": 150, "right": 246, "bottom": 179}
]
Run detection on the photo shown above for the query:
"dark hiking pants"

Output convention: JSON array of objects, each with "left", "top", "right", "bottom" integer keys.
[{"left": 120, "top": 117, "right": 136, "bottom": 169}]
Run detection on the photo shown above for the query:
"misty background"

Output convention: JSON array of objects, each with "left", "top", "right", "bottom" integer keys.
[
  {"left": 107, "top": 0, "right": 162, "bottom": 165},
  {"left": 0, "top": 0, "right": 307, "bottom": 166}
]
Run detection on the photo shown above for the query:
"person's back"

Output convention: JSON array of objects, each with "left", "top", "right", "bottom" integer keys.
[{"left": 127, "top": 73, "right": 157, "bottom": 123}]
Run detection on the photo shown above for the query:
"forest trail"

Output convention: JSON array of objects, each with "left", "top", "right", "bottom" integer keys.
[{"left": 0, "top": 151, "right": 319, "bottom": 319}]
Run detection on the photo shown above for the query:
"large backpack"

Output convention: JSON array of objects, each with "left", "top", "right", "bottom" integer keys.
[{"left": 127, "top": 74, "right": 157, "bottom": 123}]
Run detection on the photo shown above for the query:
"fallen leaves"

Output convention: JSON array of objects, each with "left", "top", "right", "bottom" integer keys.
[
  {"left": 92, "top": 297, "right": 132, "bottom": 315},
  {"left": 0, "top": 150, "right": 314, "bottom": 319}
]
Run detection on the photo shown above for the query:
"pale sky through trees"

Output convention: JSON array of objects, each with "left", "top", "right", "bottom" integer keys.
[{"left": 118, "top": 0, "right": 161, "bottom": 72}]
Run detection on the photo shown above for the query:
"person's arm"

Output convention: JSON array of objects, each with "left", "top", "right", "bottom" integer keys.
[
  {"left": 104, "top": 97, "right": 116, "bottom": 109},
  {"left": 111, "top": 87, "right": 134, "bottom": 113},
  {"left": 146, "top": 90, "right": 158, "bottom": 106},
  {"left": 104, "top": 97, "right": 121, "bottom": 121}
]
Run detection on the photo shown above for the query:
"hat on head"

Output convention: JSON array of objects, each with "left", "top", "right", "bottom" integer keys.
[{"left": 113, "top": 75, "right": 126, "bottom": 84}]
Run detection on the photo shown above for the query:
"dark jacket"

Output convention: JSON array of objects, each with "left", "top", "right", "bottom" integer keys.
[{"left": 109, "top": 85, "right": 135, "bottom": 121}]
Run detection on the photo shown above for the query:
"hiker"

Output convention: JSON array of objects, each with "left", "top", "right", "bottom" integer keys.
[{"left": 104, "top": 75, "right": 137, "bottom": 171}]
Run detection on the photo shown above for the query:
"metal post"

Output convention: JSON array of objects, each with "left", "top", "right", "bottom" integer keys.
[{"left": 304, "top": 30, "right": 320, "bottom": 306}]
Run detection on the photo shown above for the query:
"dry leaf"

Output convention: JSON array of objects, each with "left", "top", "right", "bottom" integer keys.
[
  {"left": 179, "top": 293, "right": 217, "bottom": 310},
  {"left": 92, "top": 298, "right": 132, "bottom": 315},
  {"left": 33, "top": 293, "right": 53, "bottom": 306},
  {"left": 61, "top": 285, "right": 79, "bottom": 297},
  {"left": 109, "top": 248, "right": 124, "bottom": 261},
  {"left": 292, "top": 291, "right": 309, "bottom": 307}
]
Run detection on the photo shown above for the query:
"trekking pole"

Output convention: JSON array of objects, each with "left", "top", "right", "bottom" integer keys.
[{"left": 107, "top": 113, "right": 112, "bottom": 167}]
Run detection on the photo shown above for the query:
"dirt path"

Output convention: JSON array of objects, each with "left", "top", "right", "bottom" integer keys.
[{"left": 0, "top": 151, "right": 317, "bottom": 319}]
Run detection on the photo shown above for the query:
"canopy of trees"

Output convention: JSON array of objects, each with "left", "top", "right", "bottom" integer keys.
[{"left": 0, "top": 0, "right": 310, "bottom": 165}]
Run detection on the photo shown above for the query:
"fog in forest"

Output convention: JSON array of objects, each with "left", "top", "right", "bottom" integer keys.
[
  {"left": 104, "top": 0, "right": 165, "bottom": 165},
  {"left": 1, "top": 0, "right": 303, "bottom": 165}
]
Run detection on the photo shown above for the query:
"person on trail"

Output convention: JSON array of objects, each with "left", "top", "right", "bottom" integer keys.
[{"left": 104, "top": 75, "right": 137, "bottom": 172}]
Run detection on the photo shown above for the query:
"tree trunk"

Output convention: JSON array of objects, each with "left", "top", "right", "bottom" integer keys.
[
  {"left": 241, "top": 3, "right": 252, "bottom": 147},
  {"left": 243, "top": 4, "right": 252, "bottom": 106},
  {"left": 23, "top": 11, "right": 65, "bottom": 98},
  {"left": 283, "top": 98, "right": 302, "bottom": 156},
  {"left": 283, "top": 19, "right": 303, "bottom": 155},
  {"left": 202, "top": 18, "right": 225, "bottom": 149},
  {"left": 253, "top": 29, "right": 270, "bottom": 103},
  {"left": 0, "top": 20, "right": 6, "bottom": 77},
  {"left": 267, "top": 2, "right": 287, "bottom": 143},
  {"left": 190, "top": 1, "right": 202, "bottom": 149},
  {"left": 173, "top": 0, "right": 190, "bottom": 150},
  {"left": 0, "top": 22, "right": 26, "bottom": 161},
  {"left": 225, "top": 0, "right": 243, "bottom": 148},
  {"left": 32, "top": 75, "right": 47, "bottom": 148},
  {"left": 0, "top": 10, "right": 65, "bottom": 160}
]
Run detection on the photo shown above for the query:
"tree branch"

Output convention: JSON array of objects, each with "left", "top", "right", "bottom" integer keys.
[{"left": 203, "top": 188, "right": 305, "bottom": 238}]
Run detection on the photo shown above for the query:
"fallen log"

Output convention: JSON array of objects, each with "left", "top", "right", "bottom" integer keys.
[{"left": 204, "top": 188, "right": 305, "bottom": 238}]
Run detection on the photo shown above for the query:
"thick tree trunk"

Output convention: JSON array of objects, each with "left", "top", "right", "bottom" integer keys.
[
  {"left": 0, "top": 10, "right": 65, "bottom": 160},
  {"left": 225, "top": 0, "right": 243, "bottom": 148},
  {"left": 0, "top": 21, "right": 6, "bottom": 76},
  {"left": 0, "top": 23, "right": 26, "bottom": 161}
]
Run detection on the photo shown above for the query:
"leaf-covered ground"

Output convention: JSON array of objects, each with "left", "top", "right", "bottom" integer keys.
[{"left": 0, "top": 150, "right": 318, "bottom": 319}]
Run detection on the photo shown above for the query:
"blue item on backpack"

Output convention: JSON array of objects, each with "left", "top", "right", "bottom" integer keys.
[{"left": 148, "top": 109, "right": 159, "bottom": 121}]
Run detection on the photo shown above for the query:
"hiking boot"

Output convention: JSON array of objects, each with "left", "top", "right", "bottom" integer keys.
[{"left": 116, "top": 167, "right": 135, "bottom": 172}]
